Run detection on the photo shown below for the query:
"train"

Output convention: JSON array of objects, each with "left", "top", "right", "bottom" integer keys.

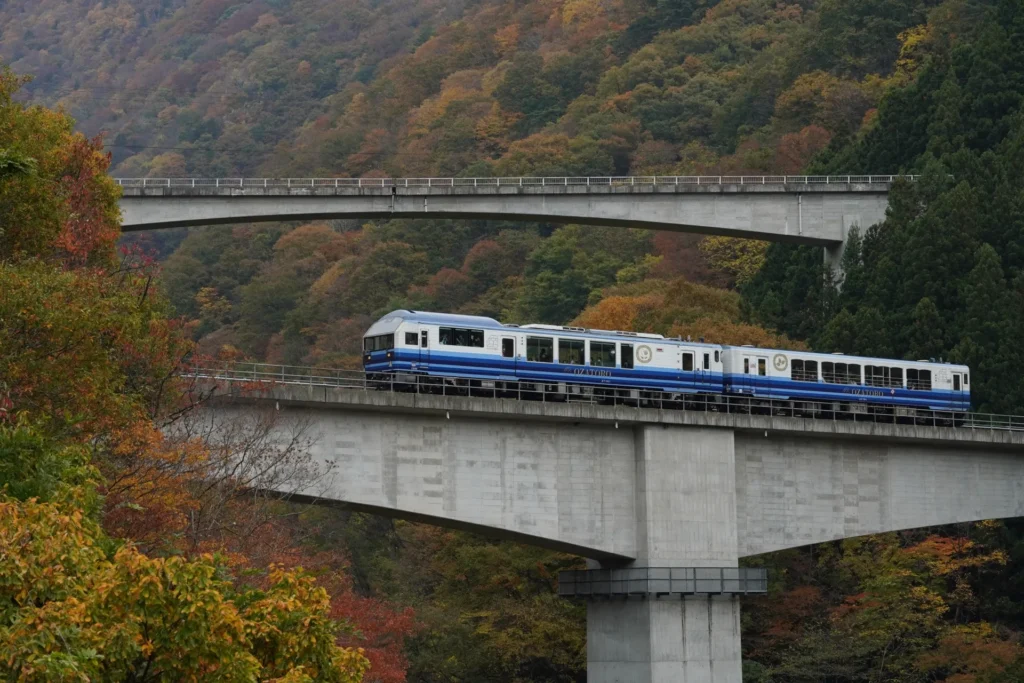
[{"left": 362, "top": 310, "right": 971, "bottom": 415}]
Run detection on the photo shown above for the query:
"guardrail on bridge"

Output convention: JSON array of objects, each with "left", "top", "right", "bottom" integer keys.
[
  {"left": 115, "top": 175, "right": 917, "bottom": 189},
  {"left": 190, "top": 361, "right": 1024, "bottom": 432}
]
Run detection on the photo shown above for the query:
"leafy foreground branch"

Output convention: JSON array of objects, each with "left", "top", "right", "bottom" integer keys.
[{"left": 0, "top": 423, "right": 370, "bottom": 683}]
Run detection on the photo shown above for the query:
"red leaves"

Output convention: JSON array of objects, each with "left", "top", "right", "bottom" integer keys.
[{"left": 52, "top": 134, "right": 121, "bottom": 269}]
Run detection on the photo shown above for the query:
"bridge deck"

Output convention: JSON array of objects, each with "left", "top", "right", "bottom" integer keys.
[{"left": 199, "top": 369, "right": 1024, "bottom": 449}]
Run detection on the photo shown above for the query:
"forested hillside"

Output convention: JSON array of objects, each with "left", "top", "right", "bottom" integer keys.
[
  {"left": 6, "top": 0, "right": 1024, "bottom": 680},
  {"left": 4, "top": 0, "right": 959, "bottom": 367}
]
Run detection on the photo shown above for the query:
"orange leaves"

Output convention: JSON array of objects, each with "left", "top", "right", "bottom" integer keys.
[
  {"left": 0, "top": 71, "right": 120, "bottom": 268},
  {"left": 493, "top": 24, "right": 521, "bottom": 57},
  {"left": 572, "top": 277, "right": 804, "bottom": 347},
  {"left": 773, "top": 125, "right": 832, "bottom": 175},
  {"left": 572, "top": 294, "right": 658, "bottom": 331},
  {"left": 915, "top": 624, "right": 1024, "bottom": 682},
  {"left": 0, "top": 261, "right": 195, "bottom": 441},
  {"left": 905, "top": 535, "right": 1009, "bottom": 577}
]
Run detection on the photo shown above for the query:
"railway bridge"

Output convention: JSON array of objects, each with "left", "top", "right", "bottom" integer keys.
[
  {"left": 195, "top": 364, "right": 1024, "bottom": 683},
  {"left": 117, "top": 175, "right": 912, "bottom": 277}
]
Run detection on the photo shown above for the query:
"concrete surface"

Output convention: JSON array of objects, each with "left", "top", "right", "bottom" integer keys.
[
  {"left": 585, "top": 427, "right": 742, "bottom": 683},
  {"left": 120, "top": 183, "right": 890, "bottom": 251},
  {"left": 204, "top": 382, "right": 1024, "bottom": 683}
]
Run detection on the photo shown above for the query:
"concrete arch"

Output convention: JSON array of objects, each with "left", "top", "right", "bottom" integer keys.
[{"left": 119, "top": 183, "right": 891, "bottom": 248}]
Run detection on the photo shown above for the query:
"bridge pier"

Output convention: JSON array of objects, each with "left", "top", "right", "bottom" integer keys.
[{"left": 582, "top": 426, "right": 745, "bottom": 683}]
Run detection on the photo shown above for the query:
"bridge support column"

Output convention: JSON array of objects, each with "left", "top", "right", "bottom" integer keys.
[{"left": 565, "top": 426, "right": 753, "bottom": 683}]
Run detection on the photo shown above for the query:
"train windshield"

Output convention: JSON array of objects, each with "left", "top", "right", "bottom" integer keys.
[{"left": 363, "top": 334, "right": 395, "bottom": 352}]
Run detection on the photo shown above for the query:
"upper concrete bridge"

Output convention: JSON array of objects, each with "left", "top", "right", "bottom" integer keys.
[
  {"left": 117, "top": 175, "right": 914, "bottom": 273},
  {"left": 196, "top": 364, "right": 1024, "bottom": 683}
]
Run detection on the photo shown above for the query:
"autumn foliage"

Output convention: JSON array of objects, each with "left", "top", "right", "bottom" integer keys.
[{"left": 0, "top": 71, "right": 409, "bottom": 682}]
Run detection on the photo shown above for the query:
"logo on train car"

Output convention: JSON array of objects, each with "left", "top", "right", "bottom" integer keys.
[
  {"left": 567, "top": 368, "right": 613, "bottom": 377},
  {"left": 773, "top": 354, "right": 788, "bottom": 371},
  {"left": 846, "top": 388, "right": 889, "bottom": 397},
  {"left": 636, "top": 345, "right": 653, "bottom": 363}
]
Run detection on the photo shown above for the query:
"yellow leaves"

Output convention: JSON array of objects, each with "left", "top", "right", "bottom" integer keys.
[
  {"left": 493, "top": 24, "right": 520, "bottom": 57},
  {"left": 699, "top": 237, "right": 768, "bottom": 286},
  {"left": 562, "top": 0, "right": 604, "bottom": 25},
  {"left": 894, "top": 25, "right": 931, "bottom": 82}
]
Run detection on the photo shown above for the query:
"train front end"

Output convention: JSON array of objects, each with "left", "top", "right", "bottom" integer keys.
[{"left": 362, "top": 314, "right": 402, "bottom": 374}]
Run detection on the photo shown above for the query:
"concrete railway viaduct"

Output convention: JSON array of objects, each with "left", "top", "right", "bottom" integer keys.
[
  {"left": 195, "top": 367, "right": 1024, "bottom": 683},
  {"left": 124, "top": 176, "right": 1023, "bottom": 682},
  {"left": 116, "top": 175, "right": 910, "bottom": 277}
]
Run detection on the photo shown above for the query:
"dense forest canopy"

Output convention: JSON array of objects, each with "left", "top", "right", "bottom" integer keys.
[{"left": 5, "top": 0, "right": 1024, "bottom": 680}]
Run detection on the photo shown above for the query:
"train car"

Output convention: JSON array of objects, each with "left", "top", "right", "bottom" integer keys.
[
  {"left": 362, "top": 310, "right": 725, "bottom": 397},
  {"left": 720, "top": 346, "right": 970, "bottom": 412}
]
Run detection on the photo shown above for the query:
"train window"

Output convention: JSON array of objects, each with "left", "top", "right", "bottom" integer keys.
[
  {"left": 502, "top": 338, "right": 514, "bottom": 358},
  {"left": 744, "top": 358, "right": 750, "bottom": 374},
  {"left": 907, "top": 368, "right": 932, "bottom": 391},
  {"left": 527, "top": 337, "right": 554, "bottom": 363},
  {"left": 421, "top": 331, "right": 428, "bottom": 348},
  {"left": 405, "top": 332, "right": 418, "bottom": 346},
  {"left": 703, "top": 353, "right": 710, "bottom": 370},
  {"left": 591, "top": 341, "right": 616, "bottom": 367},
  {"left": 866, "top": 365, "right": 903, "bottom": 388},
  {"left": 823, "top": 362, "right": 859, "bottom": 384},
  {"left": 715, "top": 350, "right": 720, "bottom": 363},
  {"left": 847, "top": 364, "right": 862, "bottom": 385},
  {"left": 621, "top": 344, "right": 634, "bottom": 369},
  {"left": 363, "top": 334, "right": 394, "bottom": 351},
  {"left": 964, "top": 374, "right": 969, "bottom": 386},
  {"left": 954, "top": 375, "right": 961, "bottom": 391},
  {"left": 683, "top": 352, "right": 694, "bottom": 371},
  {"left": 559, "top": 339, "right": 585, "bottom": 365},
  {"left": 439, "top": 327, "right": 485, "bottom": 348},
  {"left": 757, "top": 358, "right": 766, "bottom": 376},
  {"left": 792, "top": 359, "right": 818, "bottom": 381}
]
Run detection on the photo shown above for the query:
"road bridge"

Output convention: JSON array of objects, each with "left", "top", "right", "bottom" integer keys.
[
  {"left": 195, "top": 364, "right": 1024, "bottom": 683},
  {"left": 117, "top": 175, "right": 913, "bottom": 277}
]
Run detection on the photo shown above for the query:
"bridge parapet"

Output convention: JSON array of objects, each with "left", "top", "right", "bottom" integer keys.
[{"left": 117, "top": 174, "right": 912, "bottom": 196}]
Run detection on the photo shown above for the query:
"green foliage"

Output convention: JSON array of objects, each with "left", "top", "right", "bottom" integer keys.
[
  {"left": 514, "top": 225, "right": 652, "bottom": 323},
  {"left": 747, "top": 2, "right": 1024, "bottom": 412},
  {"left": 0, "top": 420, "right": 101, "bottom": 511}
]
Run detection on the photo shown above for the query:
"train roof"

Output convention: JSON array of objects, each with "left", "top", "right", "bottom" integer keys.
[{"left": 370, "top": 310, "right": 720, "bottom": 347}]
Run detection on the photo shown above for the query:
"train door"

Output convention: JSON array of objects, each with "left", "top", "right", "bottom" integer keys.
[
  {"left": 501, "top": 336, "right": 517, "bottom": 377},
  {"left": 420, "top": 329, "right": 430, "bottom": 368},
  {"left": 700, "top": 350, "right": 711, "bottom": 390},
  {"left": 681, "top": 349, "right": 695, "bottom": 387},
  {"left": 952, "top": 371, "right": 966, "bottom": 409},
  {"left": 742, "top": 353, "right": 769, "bottom": 395}
]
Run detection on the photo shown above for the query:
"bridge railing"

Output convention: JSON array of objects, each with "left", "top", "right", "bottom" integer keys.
[
  {"left": 115, "top": 175, "right": 917, "bottom": 189},
  {"left": 189, "top": 362, "right": 1024, "bottom": 433}
]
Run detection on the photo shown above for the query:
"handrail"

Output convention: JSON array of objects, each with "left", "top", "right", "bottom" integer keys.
[
  {"left": 187, "top": 361, "right": 1024, "bottom": 433},
  {"left": 115, "top": 175, "right": 917, "bottom": 189}
]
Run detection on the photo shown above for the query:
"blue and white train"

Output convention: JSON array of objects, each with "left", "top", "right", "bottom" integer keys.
[{"left": 362, "top": 310, "right": 971, "bottom": 414}]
